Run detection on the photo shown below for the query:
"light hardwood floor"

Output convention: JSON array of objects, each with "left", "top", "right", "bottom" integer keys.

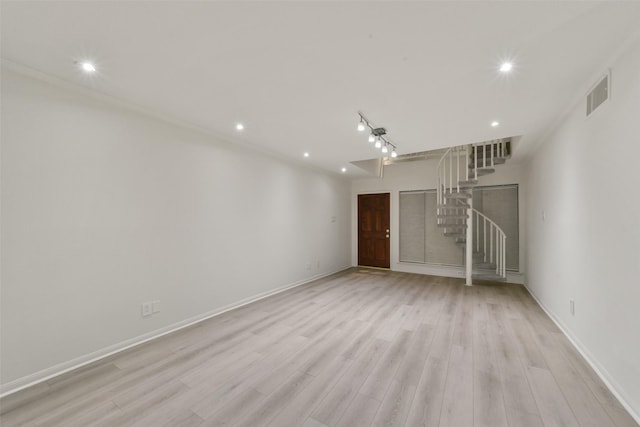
[{"left": 1, "top": 269, "right": 637, "bottom": 427}]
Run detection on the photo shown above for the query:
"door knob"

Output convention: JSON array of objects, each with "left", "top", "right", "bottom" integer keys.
[{"left": 386, "top": 234, "right": 389, "bottom": 238}]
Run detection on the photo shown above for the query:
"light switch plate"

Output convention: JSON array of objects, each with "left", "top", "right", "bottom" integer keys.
[{"left": 141, "top": 302, "right": 152, "bottom": 317}]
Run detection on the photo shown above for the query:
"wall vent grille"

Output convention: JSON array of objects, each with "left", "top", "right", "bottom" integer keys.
[{"left": 587, "top": 72, "right": 610, "bottom": 116}]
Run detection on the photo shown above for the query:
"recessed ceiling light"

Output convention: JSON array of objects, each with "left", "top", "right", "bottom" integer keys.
[
  {"left": 235, "top": 123, "right": 244, "bottom": 131},
  {"left": 341, "top": 167, "right": 347, "bottom": 173},
  {"left": 491, "top": 121, "right": 499, "bottom": 127},
  {"left": 80, "top": 61, "right": 96, "bottom": 73},
  {"left": 303, "top": 152, "right": 309, "bottom": 158},
  {"left": 499, "top": 62, "right": 513, "bottom": 73}
]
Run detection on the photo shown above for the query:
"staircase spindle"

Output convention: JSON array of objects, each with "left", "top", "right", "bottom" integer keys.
[
  {"left": 491, "top": 142, "right": 494, "bottom": 167},
  {"left": 456, "top": 148, "right": 460, "bottom": 193},
  {"left": 474, "top": 145, "right": 478, "bottom": 179},
  {"left": 483, "top": 143, "right": 487, "bottom": 169},
  {"left": 449, "top": 151, "right": 452, "bottom": 194},
  {"left": 476, "top": 213, "right": 479, "bottom": 253},
  {"left": 465, "top": 146, "right": 469, "bottom": 181}
]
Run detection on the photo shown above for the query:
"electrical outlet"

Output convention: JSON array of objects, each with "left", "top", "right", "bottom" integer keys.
[
  {"left": 141, "top": 302, "right": 152, "bottom": 317},
  {"left": 570, "top": 299, "right": 575, "bottom": 316},
  {"left": 152, "top": 300, "right": 160, "bottom": 313}
]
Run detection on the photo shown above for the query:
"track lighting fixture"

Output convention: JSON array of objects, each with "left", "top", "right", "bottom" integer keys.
[{"left": 356, "top": 112, "right": 399, "bottom": 158}]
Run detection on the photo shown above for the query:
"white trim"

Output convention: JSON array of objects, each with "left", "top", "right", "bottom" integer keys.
[
  {"left": 0, "top": 266, "right": 350, "bottom": 398},
  {"left": 392, "top": 262, "right": 525, "bottom": 284},
  {"left": 524, "top": 284, "right": 640, "bottom": 425}
]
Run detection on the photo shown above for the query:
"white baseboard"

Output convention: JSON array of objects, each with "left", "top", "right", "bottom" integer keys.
[
  {"left": 392, "top": 262, "right": 466, "bottom": 279},
  {"left": 523, "top": 284, "right": 640, "bottom": 425},
  {"left": 0, "top": 266, "right": 351, "bottom": 398},
  {"left": 392, "top": 262, "right": 525, "bottom": 285}
]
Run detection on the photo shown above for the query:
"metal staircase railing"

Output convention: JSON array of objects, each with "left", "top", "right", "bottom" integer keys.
[
  {"left": 472, "top": 209, "right": 507, "bottom": 279},
  {"left": 436, "top": 139, "right": 510, "bottom": 283},
  {"left": 436, "top": 146, "right": 469, "bottom": 219}
]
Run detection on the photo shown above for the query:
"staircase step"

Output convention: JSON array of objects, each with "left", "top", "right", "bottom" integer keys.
[
  {"left": 437, "top": 203, "right": 470, "bottom": 209},
  {"left": 437, "top": 214, "right": 468, "bottom": 219},
  {"left": 493, "top": 157, "right": 507, "bottom": 165},
  {"left": 470, "top": 157, "right": 506, "bottom": 167},
  {"left": 438, "top": 223, "right": 467, "bottom": 229},
  {"left": 458, "top": 179, "right": 478, "bottom": 189},
  {"left": 444, "top": 192, "right": 472, "bottom": 199},
  {"left": 471, "top": 167, "right": 495, "bottom": 176},
  {"left": 444, "top": 232, "right": 466, "bottom": 237}
]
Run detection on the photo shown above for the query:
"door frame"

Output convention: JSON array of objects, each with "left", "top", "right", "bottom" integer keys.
[{"left": 351, "top": 190, "right": 394, "bottom": 269}]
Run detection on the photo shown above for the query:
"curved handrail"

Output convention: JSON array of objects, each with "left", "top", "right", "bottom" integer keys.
[{"left": 472, "top": 208, "right": 507, "bottom": 279}]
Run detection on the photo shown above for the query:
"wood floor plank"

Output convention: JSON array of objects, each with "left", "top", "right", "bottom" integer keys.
[
  {"left": 370, "top": 379, "right": 416, "bottom": 427},
  {"left": 234, "top": 370, "right": 315, "bottom": 427},
  {"left": 487, "top": 300, "right": 544, "bottom": 427},
  {"left": 473, "top": 369, "right": 508, "bottom": 427},
  {"left": 41, "top": 400, "right": 123, "bottom": 427},
  {"left": 359, "top": 329, "right": 413, "bottom": 401},
  {"left": 266, "top": 356, "right": 351, "bottom": 426},
  {"left": 405, "top": 356, "right": 448, "bottom": 427},
  {"left": 199, "top": 388, "right": 264, "bottom": 426},
  {"left": 311, "top": 338, "right": 389, "bottom": 426},
  {"left": 604, "top": 404, "right": 640, "bottom": 427},
  {"left": 451, "top": 287, "right": 474, "bottom": 348},
  {"left": 526, "top": 365, "right": 580, "bottom": 427},
  {"left": 394, "top": 323, "right": 434, "bottom": 388},
  {"left": 532, "top": 329, "right": 616, "bottom": 427},
  {"left": 426, "top": 285, "right": 458, "bottom": 361},
  {"left": 509, "top": 318, "right": 548, "bottom": 369},
  {"left": 104, "top": 380, "right": 194, "bottom": 427},
  {"left": 302, "top": 418, "right": 330, "bottom": 427},
  {"left": 439, "top": 344, "right": 474, "bottom": 427},
  {"left": 160, "top": 410, "right": 204, "bottom": 427},
  {"left": 1, "top": 270, "right": 635, "bottom": 427},
  {"left": 554, "top": 332, "right": 627, "bottom": 411},
  {"left": 335, "top": 392, "right": 380, "bottom": 427},
  {"left": 375, "top": 304, "right": 412, "bottom": 341}
]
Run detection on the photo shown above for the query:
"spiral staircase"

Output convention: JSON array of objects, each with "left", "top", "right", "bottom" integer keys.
[{"left": 436, "top": 139, "right": 511, "bottom": 284}]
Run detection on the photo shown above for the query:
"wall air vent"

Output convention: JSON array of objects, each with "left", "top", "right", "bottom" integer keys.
[{"left": 587, "top": 72, "right": 610, "bottom": 116}]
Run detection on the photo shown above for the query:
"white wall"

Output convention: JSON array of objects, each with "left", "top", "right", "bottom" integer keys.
[
  {"left": 525, "top": 37, "right": 640, "bottom": 419},
  {"left": 0, "top": 67, "right": 351, "bottom": 393},
  {"left": 351, "top": 157, "right": 526, "bottom": 282}
]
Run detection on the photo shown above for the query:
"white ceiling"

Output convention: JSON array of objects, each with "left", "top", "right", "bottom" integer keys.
[{"left": 2, "top": 1, "right": 640, "bottom": 176}]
